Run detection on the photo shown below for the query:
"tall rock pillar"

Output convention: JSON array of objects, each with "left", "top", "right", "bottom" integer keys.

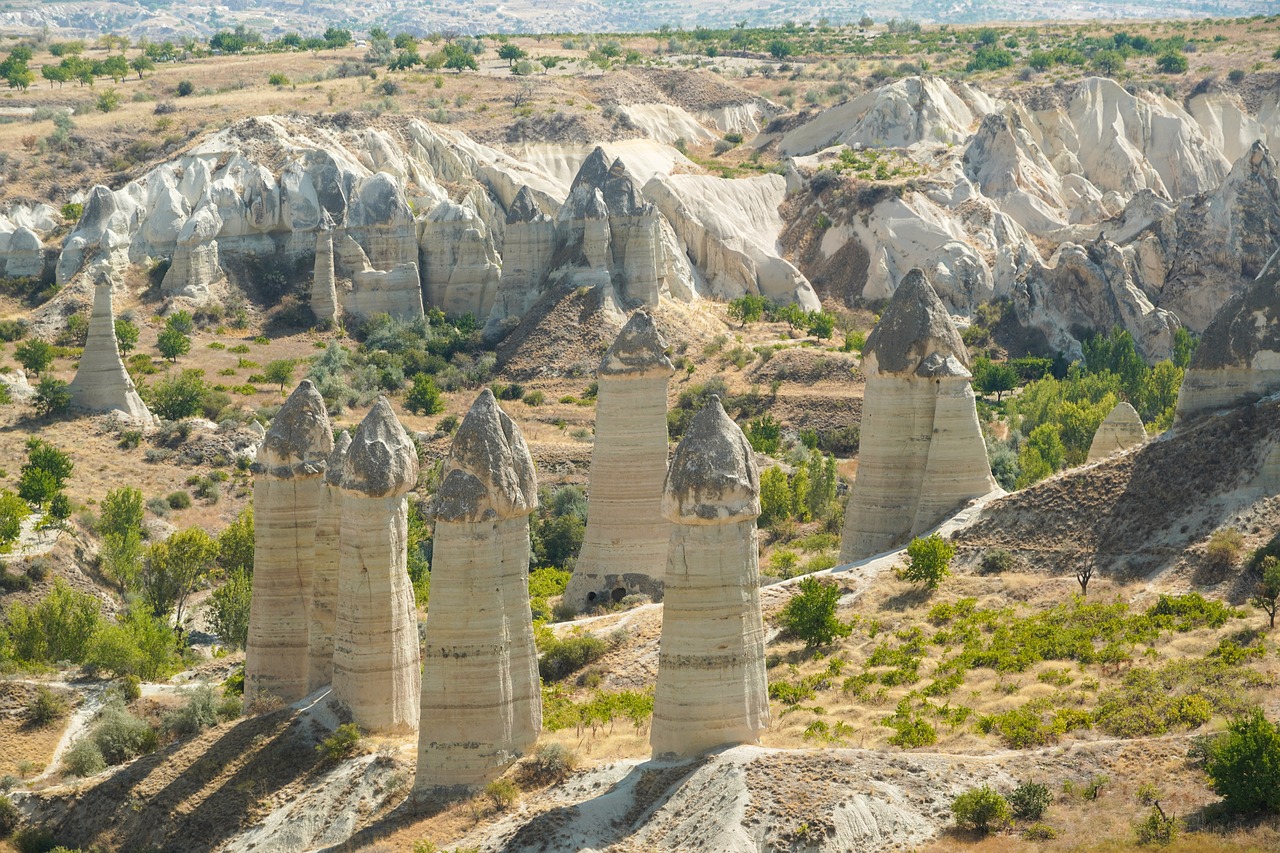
[
  {"left": 307, "top": 429, "right": 350, "bottom": 693},
  {"left": 245, "top": 380, "right": 333, "bottom": 704},
  {"left": 66, "top": 275, "right": 153, "bottom": 422},
  {"left": 311, "top": 230, "right": 340, "bottom": 326},
  {"left": 415, "top": 389, "right": 541, "bottom": 793},
  {"left": 565, "top": 311, "right": 675, "bottom": 611},
  {"left": 331, "top": 399, "right": 421, "bottom": 734},
  {"left": 651, "top": 397, "right": 769, "bottom": 759}
]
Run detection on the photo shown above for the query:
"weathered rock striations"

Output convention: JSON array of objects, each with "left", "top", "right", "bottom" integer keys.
[
  {"left": 1087, "top": 402, "right": 1147, "bottom": 462},
  {"left": 420, "top": 200, "right": 502, "bottom": 318},
  {"left": 651, "top": 396, "right": 769, "bottom": 759},
  {"left": 310, "top": 230, "right": 340, "bottom": 326},
  {"left": 415, "top": 389, "right": 541, "bottom": 792},
  {"left": 66, "top": 275, "right": 154, "bottom": 422},
  {"left": 245, "top": 381, "right": 333, "bottom": 704},
  {"left": 485, "top": 187, "right": 554, "bottom": 335},
  {"left": 307, "top": 430, "right": 350, "bottom": 693},
  {"left": 1176, "top": 254, "right": 1280, "bottom": 422},
  {"left": 345, "top": 262, "right": 424, "bottom": 321},
  {"left": 839, "top": 270, "right": 998, "bottom": 563},
  {"left": 331, "top": 398, "right": 420, "bottom": 733},
  {"left": 565, "top": 311, "right": 675, "bottom": 611}
]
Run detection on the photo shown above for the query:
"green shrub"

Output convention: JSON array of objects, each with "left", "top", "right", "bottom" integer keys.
[
  {"left": 520, "top": 742, "right": 577, "bottom": 785},
  {"left": 951, "top": 785, "right": 1012, "bottom": 834},
  {"left": 209, "top": 569, "right": 252, "bottom": 649},
  {"left": 166, "top": 491, "right": 192, "bottom": 510},
  {"left": 538, "top": 631, "right": 609, "bottom": 682},
  {"left": 1022, "top": 823, "right": 1057, "bottom": 840},
  {"left": 1134, "top": 805, "right": 1178, "bottom": 845},
  {"left": 91, "top": 700, "right": 158, "bottom": 764},
  {"left": 980, "top": 548, "right": 1015, "bottom": 575},
  {"left": 25, "top": 686, "right": 68, "bottom": 727},
  {"left": 317, "top": 723, "right": 361, "bottom": 761},
  {"left": 0, "top": 794, "right": 18, "bottom": 837},
  {"left": 1204, "top": 709, "right": 1280, "bottom": 815},
  {"left": 162, "top": 685, "right": 219, "bottom": 738},
  {"left": 61, "top": 738, "right": 106, "bottom": 777},
  {"left": 485, "top": 777, "right": 520, "bottom": 809},
  {"left": 1009, "top": 781, "right": 1052, "bottom": 821},
  {"left": 779, "top": 576, "right": 850, "bottom": 649},
  {"left": 899, "top": 535, "right": 954, "bottom": 590}
]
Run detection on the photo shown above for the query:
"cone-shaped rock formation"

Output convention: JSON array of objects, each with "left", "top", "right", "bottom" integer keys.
[
  {"left": 307, "top": 429, "right": 350, "bottom": 693},
  {"left": 310, "top": 230, "right": 339, "bottom": 326},
  {"left": 1087, "top": 402, "right": 1147, "bottom": 462},
  {"left": 415, "top": 389, "right": 541, "bottom": 792},
  {"left": 1176, "top": 254, "right": 1280, "bottom": 422},
  {"left": 67, "top": 276, "right": 154, "bottom": 422},
  {"left": 245, "top": 381, "right": 333, "bottom": 703},
  {"left": 651, "top": 397, "right": 769, "bottom": 759},
  {"left": 331, "top": 399, "right": 420, "bottom": 733},
  {"left": 565, "top": 311, "right": 675, "bottom": 611},
  {"left": 839, "top": 269, "right": 998, "bottom": 562}
]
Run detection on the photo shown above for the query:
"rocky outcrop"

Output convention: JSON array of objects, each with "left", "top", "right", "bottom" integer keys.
[
  {"left": 66, "top": 276, "right": 153, "bottom": 423},
  {"left": 3, "top": 226, "right": 44, "bottom": 278},
  {"left": 245, "top": 381, "right": 333, "bottom": 704},
  {"left": 420, "top": 200, "right": 502, "bottom": 318},
  {"left": 307, "top": 430, "right": 350, "bottom": 694},
  {"left": 415, "top": 389, "right": 541, "bottom": 792},
  {"left": 331, "top": 398, "right": 420, "bottom": 733},
  {"left": 651, "top": 396, "right": 768, "bottom": 759},
  {"left": 564, "top": 312, "right": 675, "bottom": 611},
  {"left": 485, "top": 187, "right": 554, "bottom": 335},
  {"left": 839, "top": 270, "right": 998, "bottom": 563},
  {"left": 1176, "top": 254, "right": 1280, "bottom": 422},
  {"left": 345, "top": 262, "right": 424, "bottom": 321},
  {"left": 1087, "top": 402, "right": 1146, "bottom": 463},
  {"left": 310, "top": 230, "right": 339, "bottom": 326}
]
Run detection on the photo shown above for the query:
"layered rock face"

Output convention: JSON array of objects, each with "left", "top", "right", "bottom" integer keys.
[
  {"left": 415, "top": 389, "right": 541, "bottom": 792},
  {"left": 651, "top": 397, "right": 769, "bottom": 759},
  {"left": 310, "top": 230, "right": 339, "bottom": 326},
  {"left": 331, "top": 399, "right": 421, "bottom": 733},
  {"left": 1176, "top": 256, "right": 1280, "bottom": 422},
  {"left": 245, "top": 381, "right": 333, "bottom": 704},
  {"left": 345, "top": 262, "right": 424, "bottom": 321},
  {"left": 839, "top": 270, "right": 997, "bottom": 563},
  {"left": 66, "top": 276, "right": 154, "bottom": 422},
  {"left": 565, "top": 312, "right": 675, "bottom": 611},
  {"left": 307, "top": 430, "right": 350, "bottom": 694},
  {"left": 421, "top": 200, "right": 503, "bottom": 318},
  {"left": 1087, "top": 402, "right": 1147, "bottom": 463},
  {"left": 484, "top": 187, "right": 554, "bottom": 336}
]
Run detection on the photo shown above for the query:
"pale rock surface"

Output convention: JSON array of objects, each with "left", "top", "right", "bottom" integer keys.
[
  {"left": 484, "top": 187, "right": 554, "bottom": 337},
  {"left": 840, "top": 270, "right": 998, "bottom": 562},
  {"left": 3, "top": 226, "right": 44, "bottom": 278},
  {"left": 652, "top": 396, "right": 768, "bottom": 759},
  {"left": 310, "top": 230, "right": 339, "bottom": 326},
  {"left": 331, "top": 398, "right": 420, "bottom": 733},
  {"left": 66, "top": 276, "right": 154, "bottom": 423},
  {"left": 245, "top": 381, "right": 333, "bottom": 704},
  {"left": 565, "top": 312, "right": 675, "bottom": 611},
  {"left": 161, "top": 201, "right": 223, "bottom": 299},
  {"left": 1177, "top": 253, "right": 1280, "bottom": 422},
  {"left": 345, "top": 262, "right": 424, "bottom": 321},
  {"left": 420, "top": 199, "right": 502, "bottom": 317},
  {"left": 307, "top": 430, "right": 350, "bottom": 693},
  {"left": 1087, "top": 402, "right": 1147, "bottom": 463},
  {"left": 416, "top": 389, "right": 540, "bottom": 791}
]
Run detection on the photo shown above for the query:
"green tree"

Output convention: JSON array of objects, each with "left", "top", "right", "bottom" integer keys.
[
  {"left": 263, "top": 359, "right": 296, "bottom": 393},
  {"left": 217, "top": 505, "right": 254, "bottom": 576},
  {"left": 0, "top": 490, "right": 30, "bottom": 553},
  {"left": 951, "top": 786, "right": 1012, "bottom": 833},
  {"left": 14, "top": 338, "right": 54, "bottom": 376},
  {"left": 147, "top": 369, "right": 207, "bottom": 420},
  {"left": 323, "top": 27, "right": 353, "bottom": 49},
  {"left": 18, "top": 438, "right": 72, "bottom": 506},
  {"left": 114, "top": 318, "right": 139, "bottom": 354},
  {"left": 41, "top": 63, "right": 71, "bottom": 87},
  {"left": 141, "top": 528, "right": 219, "bottom": 626},
  {"left": 130, "top": 55, "right": 154, "bottom": 79},
  {"left": 498, "top": 43, "right": 527, "bottom": 65},
  {"left": 972, "top": 357, "right": 1018, "bottom": 401},
  {"left": 745, "top": 414, "right": 781, "bottom": 454},
  {"left": 393, "top": 32, "right": 418, "bottom": 50},
  {"left": 165, "top": 310, "right": 194, "bottom": 334},
  {"left": 1250, "top": 556, "right": 1280, "bottom": 629},
  {"left": 33, "top": 377, "right": 71, "bottom": 417},
  {"left": 99, "top": 486, "right": 144, "bottom": 540},
  {"left": 443, "top": 43, "right": 478, "bottom": 72},
  {"left": 405, "top": 373, "right": 445, "bottom": 415},
  {"left": 767, "top": 39, "right": 793, "bottom": 59},
  {"left": 1156, "top": 52, "right": 1188, "bottom": 73},
  {"left": 1204, "top": 709, "right": 1280, "bottom": 815},
  {"left": 758, "top": 466, "right": 792, "bottom": 528},
  {"left": 779, "top": 576, "right": 851, "bottom": 648},
  {"left": 899, "top": 534, "right": 954, "bottom": 590},
  {"left": 4, "top": 579, "right": 102, "bottom": 665},
  {"left": 100, "top": 530, "right": 143, "bottom": 593},
  {"left": 1172, "top": 327, "right": 1197, "bottom": 369},
  {"left": 157, "top": 327, "right": 190, "bottom": 363},
  {"left": 208, "top": 569, "right": 251, "bottom": 649},
  {"left": 806, "top": 310, "right": 836, "bottom": 339},
  {"left": 727, "top": 294, "right": 770, "bottom": 326}
]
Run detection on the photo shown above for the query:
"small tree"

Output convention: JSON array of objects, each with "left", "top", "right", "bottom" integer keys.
[
  {"left": 100, "top": 486, "right": 144, "bottom": 539},
  {"left": 263, "top": 359, "right": 296, "bottom": 393},
  {"left": 148, "top": 369, "right": 207, "bottom": 420},
  {"left": 1250, "top": 556, "right": 1280, "bottom": 629},
  {"left": 1204, "top": 709, "right": 1280, "bottom": 815},
  {"left": 951, "top": 786, "right": 1012, "bottom": 834},
  {"left": 141, "top": 528, "right": 219, "bottom": 627},
  {"left": 758, "top": 466, "right": 792, "bottom": 529},
  {"left": 1076, "top": 563, "right": 1095, "bottom": 596},
  {"left": 405, "top": 373, "right": 444, "bottom": 415},
  {"left": 498, "top": 43, "right": 527, "bottom": 65},
  {"left": 33, "top": 377, "right": 71, "bottom": 417},
  {"left": 898, "top": 535, "right": 954, "bottom": 590},
  {"left": 156, "top": 327, "right": 190, "bottom": 362},
  {"left": 1155, "top": 52, "right": 1188, "bottom": 73},
  {"left": 973, "top": 357, "right": 1018, "bottom": 401},
  {"left": 779, "top": 576, "right": 851, "bottom": 648},
  {"left": 208, "top": 569, "right": 252, "bottom": 649},
  {"left": 114, "top": 318, "right": 139, "bottom": 354},
  {"left": 176, "top": 79, "right": 194, "bottom": 96},
  {"left": 14, "top": 338, "right": 54, "bottom": 376}
]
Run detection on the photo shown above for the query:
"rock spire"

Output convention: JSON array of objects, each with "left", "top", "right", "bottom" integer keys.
[
  {"left": 67, "top": 275, "right": 154, "bottom": 422},
  {"left": 244, "top": 380, "right": 333, "bottom": 704},
  {"left": 414, "top": 389, "right": 541, "bottom": 792},
  {"left": 1087, "top": 402, "right": 1147, "bottom": 462},
  {"left": 330, "top": 398, "right": 421, "bottom": 733},
  {"left": 307, "top": 429, "right": 350, "bottom": 692},
  {"left": 651, "top": 396, "right": 769, "bottom": 759},
  {"left": 310, "top": 229, "right": 339, "bottom": 326},
  {"left": 839, "top": 269, "right": 998, "bottom": 562}
]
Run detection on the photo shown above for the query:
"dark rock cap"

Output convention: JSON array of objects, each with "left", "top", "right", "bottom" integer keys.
[
  {"left": 569, "top": 146, "right": 612, "bottom": 195},
  {"left": 256, "top": 380, "right": 333, "bottom": 477},
  {"left": 342, "top": 397, "right": 419, "bottom": 498},
  {"left": 662, "top": 396, "right": 760, "bottom": 524},
  {"left": 599, "top": 310, "right": 675, "bottom": 378},
  {"left": 864, "top": 269, "right": 968, "bottom": 375},
  {"left": 506, "top": 186, "right": 549, "bottom": 225},
  {"left": 325, "top": 430, "right": 352, "bottom": 487},
  {"left": 602, "top": 158, "right": 648, "bottom": 216},
  {"left": 430, "top": 389, "right": 538, "bottom": 523},
  {"left": 916, "top": 352, "right": 971, "bottom": 379},
  {"left": 1191, "top": 253, "right": 1280, "bottom": 371}
]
